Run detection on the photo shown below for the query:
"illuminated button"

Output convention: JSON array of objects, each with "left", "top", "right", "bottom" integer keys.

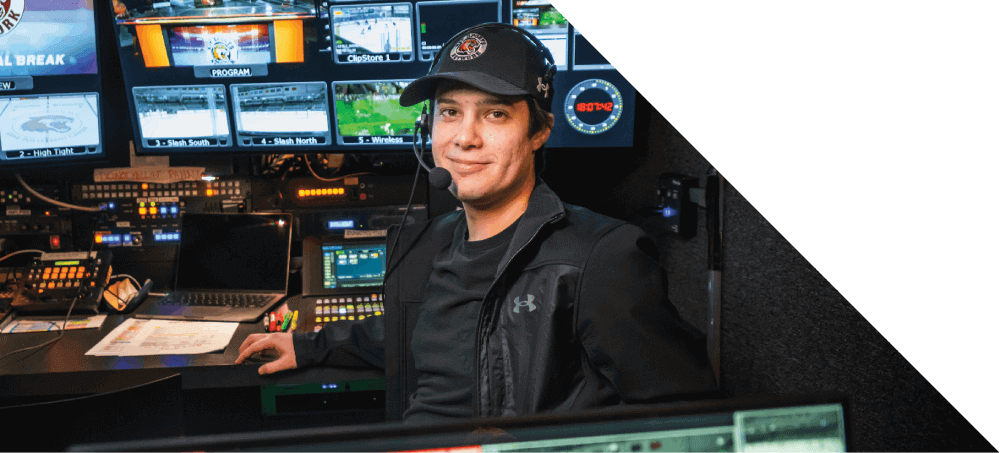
[
  {"left": 78, "top": 266, "right": 85, "bottom": 273},
  {"left": 316, "top": 317, "right": 322, "bottom": 323},
  {"left": 150, "top": 207, "right": 158, "bottom": 215},
  {"left": 44, "top": 267, "right": 52, "bottom": 273},
  {"left": 137, "top": 206, "right": 146, "bottom": 215},
  {"left": 298, "top": 189, "right": 306, "bottom": 197},
  {"left": 47, "top": 282, "right": 55, "bottom": 289},
  {"left": 142, "top": 183, "right": 148, "bottom": 190},
  {"left": 323, "top": 317, "right": 330, "bottom": 322}
]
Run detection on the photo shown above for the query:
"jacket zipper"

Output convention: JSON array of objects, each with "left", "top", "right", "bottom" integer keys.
[{"left": 474, "top": 212, "right": 562, "bottom": 417}]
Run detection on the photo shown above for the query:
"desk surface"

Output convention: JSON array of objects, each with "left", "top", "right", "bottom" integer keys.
[{"left": 0, "top": 295, "right": 383, "bottom": 399}]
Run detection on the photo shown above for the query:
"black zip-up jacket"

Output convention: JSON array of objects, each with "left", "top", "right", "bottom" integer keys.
[{"left": 293, "top": 180, "right": 717, "bottom": 421}]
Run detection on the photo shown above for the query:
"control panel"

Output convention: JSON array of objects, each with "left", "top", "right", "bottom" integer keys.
[
  {"left": 11, "top": 251, "right": 112, "bottom": 314},
  {"left": 304, "top": 293, "right": 384, "bottom": 333}
]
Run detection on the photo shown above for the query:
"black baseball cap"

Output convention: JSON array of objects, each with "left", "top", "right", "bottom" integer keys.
[{"left": 399, "top": 23, "right": 555, "bottom": 111}]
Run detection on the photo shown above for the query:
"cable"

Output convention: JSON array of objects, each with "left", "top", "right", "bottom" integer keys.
[
  {"left": 15, "top": 173, "right": 103, "bottom": 212},
  {"left": 383, "top": 134, "right": 427, "bottom": 284},
  {"left": 0, "top": 296, "right": 78, "bottom": 362},
  {"left": 302, "top": 154, "right": 370, "bottom": 183},
  {"left": 0, "top": 249, "right": 43, "bottom": 265}
]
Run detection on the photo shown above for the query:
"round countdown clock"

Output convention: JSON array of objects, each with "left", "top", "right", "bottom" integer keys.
[{"left": 564, "top": 79, "right": 623, "bottom": 135}]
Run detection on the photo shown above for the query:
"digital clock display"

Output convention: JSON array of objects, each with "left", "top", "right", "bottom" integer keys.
[{"left": 564, "top": 79, "right": 623, "bottom": 135}]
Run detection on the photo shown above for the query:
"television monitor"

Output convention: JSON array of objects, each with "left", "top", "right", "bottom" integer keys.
[
  {"left": 231, "top": 81, "right": 331, "bottom": 147},
  {"left": 332, "top": 80, "right": 423, "bottom": 147},
  {"left": 66, "top": 394, "right": 851, "bottom": 452},
  {"left": 0, "top": 93, "right": 102, "bottom": 163},
  {"left": 511, "top": 0, "right": 567, "bottom": 69},
  {"left": 330, "top": 3, "right": 414, "bottom": 64},
  {"left": 111, "top": 0, "right": 314, "bottom": 69},
  {"left": 0, "top": 0, "right": 107, "bottom": 170},
  {"left": 0, "top": 0, "right": 98, "bottom": 77},
  {"left": 302, "top": 235, "right": 387, "bottom": 296},
  {"left": 131, "top": 85, "right": 231, "bottom": 149},
  {"left": 572, "top": 31, "right": 614, "bottom": 70},
  {"left": 415, "top": 0, "right": 501, "bottom": 61}
]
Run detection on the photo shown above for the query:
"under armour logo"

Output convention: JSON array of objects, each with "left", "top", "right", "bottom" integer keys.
[
  {"left": 536, "top": 77, "right": 550, "bottom": 99},
  {"left": 513, "top": 294, "right": 536, "bottom": 313}
]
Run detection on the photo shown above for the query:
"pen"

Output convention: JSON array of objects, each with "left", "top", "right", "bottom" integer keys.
[{"left": 281, "top": 311, "right": 292, "bottom": 332}]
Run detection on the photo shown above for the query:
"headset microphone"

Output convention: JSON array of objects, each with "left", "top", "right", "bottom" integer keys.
[{"left": 413, "top": 104, "right": 453, "bottom": 190}]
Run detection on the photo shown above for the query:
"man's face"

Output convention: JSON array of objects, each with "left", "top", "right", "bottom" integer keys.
[{"left": 431, "top": 83, "right": 551, "bottom": 210}]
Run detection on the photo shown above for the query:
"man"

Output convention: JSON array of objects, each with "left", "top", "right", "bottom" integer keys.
[{"left": 236, "top": 23, "right": 716, "bottom": 423}]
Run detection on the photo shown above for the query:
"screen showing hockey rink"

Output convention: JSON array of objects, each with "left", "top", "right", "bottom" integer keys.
[
  {"left": 168, "top": 24, "right": 273, "bottom": 66},
  {"left": 330, "top": 3, "right": 413, "bottom": 64},
  {"left": 132, "top": 85, "right": 231, "bottom": 148},
  {"left": 231, "top": 82, "right": 331, "bottom": 147},
  {"left": 0, "top": 93, "right": 101, "bottom": 163},
  {"left": 332, "top": 80, "right": 422, "bottom": 146}
]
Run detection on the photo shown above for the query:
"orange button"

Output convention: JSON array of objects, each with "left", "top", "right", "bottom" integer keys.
[
  {"left": 44, "top": 267, "right": 52, "bottom": 273},
  {"left": 77, "top": 267, "right": 85, "bottom": 273},
  {"left": 138, "top": 207, "right": 147, "bottom": 215},
  {"left": 150, "top": 207, "right": 158, "bottom": 214},
  {"left": 47, "top": 282, "right": 55, "bottom": 289}
]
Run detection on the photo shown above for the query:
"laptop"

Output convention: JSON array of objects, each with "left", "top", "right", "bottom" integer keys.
[{"left": 134, "top": 213, "right": 293, "bottom": 322}]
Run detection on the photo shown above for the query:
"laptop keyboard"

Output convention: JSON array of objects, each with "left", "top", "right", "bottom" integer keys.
[{"left": 165, "top": 293, "right": 273, "bottom": 308}]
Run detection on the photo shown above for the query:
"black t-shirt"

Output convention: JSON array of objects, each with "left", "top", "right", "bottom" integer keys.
[{"left": 403, "top": 216, "right": 520, "bottom": 424}]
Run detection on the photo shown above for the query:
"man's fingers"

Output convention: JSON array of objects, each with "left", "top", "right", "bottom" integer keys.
[
  {"left": 238, "top": 333, "right": 266, "bottom": 355},
  {"left": 235, "top": 336, "right": 271, "bottom": 364},
  {"left": 258, "top": 355, "right": 295, "bottom": 375}
]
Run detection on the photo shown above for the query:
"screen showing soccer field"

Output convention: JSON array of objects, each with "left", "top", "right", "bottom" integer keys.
[
  {"left": 512, "top": 0, "right": 567, "bottom": 68},
  {"left": 132, "top": 85, "right": 231, "bottom": 148},
  {"left": 330, "top": 3, "right": 413, "bottom": 64},
  {"left": 333, "top": 80, "right": 421, "bottom": 146},
  {"left": 231, "top": 82, "right": 331, "bottom": 147},
  {"left": 415, "top": 0, "right": 500, "bottom": 61},
  {"left": 0, "top": 93, "right": 101, "bottom": 163},
  {"left": 0, "top": 0, "right": 98, "bottom": 77},
  {"left": 322, "top": 242, "right": 386, "bottom": 290}
]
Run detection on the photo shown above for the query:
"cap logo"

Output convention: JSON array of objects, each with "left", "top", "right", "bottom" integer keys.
[
  {"left": 536, "top": 77, "right": 550, "bottom": 98},
  {"left": 450, "top": 33, "right": 487, "bottom": 61}
]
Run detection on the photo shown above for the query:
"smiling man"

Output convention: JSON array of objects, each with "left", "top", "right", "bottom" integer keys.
[{"left": 237, "top": 23, "right": 716, "bottom": 424}]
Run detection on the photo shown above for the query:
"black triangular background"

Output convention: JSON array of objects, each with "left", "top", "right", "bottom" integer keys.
[{"left": 552, "top": 0, "right": 996, "bottom": 451}]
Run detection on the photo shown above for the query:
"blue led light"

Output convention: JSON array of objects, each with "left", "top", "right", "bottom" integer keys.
[
  {"left": 108, "top": 202, "right": 116, "bottom": 209},
  {"left": 661, "top": 207, "right": 678, "bottom": 218},
  {"left": 170, "top": 206, "right": 179, "bottom": 214}
]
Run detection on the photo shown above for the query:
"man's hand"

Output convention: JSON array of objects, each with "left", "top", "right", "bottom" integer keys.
[{"left": 235, "top": 333, "right": 298, "bottom": 375}]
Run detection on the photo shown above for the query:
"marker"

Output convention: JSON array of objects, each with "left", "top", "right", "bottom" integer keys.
[
  {"left": 281, "top": 312, "right": 292, "bottom": 332},
  {"left": 268, "top": 312, "right": 277, "bottom": 332},
  {"left": 290, "top": 310, "right": 299, "bottom": 331}
]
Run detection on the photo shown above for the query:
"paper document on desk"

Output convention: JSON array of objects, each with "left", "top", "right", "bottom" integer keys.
[
  {"left": 1, "top": 314, "right": 107, "bottom": 334},
  {"left": 86, "top": 318, "right": 239, "bottom": 356}
]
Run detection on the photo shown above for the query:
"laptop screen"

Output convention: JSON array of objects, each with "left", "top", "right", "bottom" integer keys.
[{"left": 174, "top": 213, "right": 292, "bottom": 292}]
